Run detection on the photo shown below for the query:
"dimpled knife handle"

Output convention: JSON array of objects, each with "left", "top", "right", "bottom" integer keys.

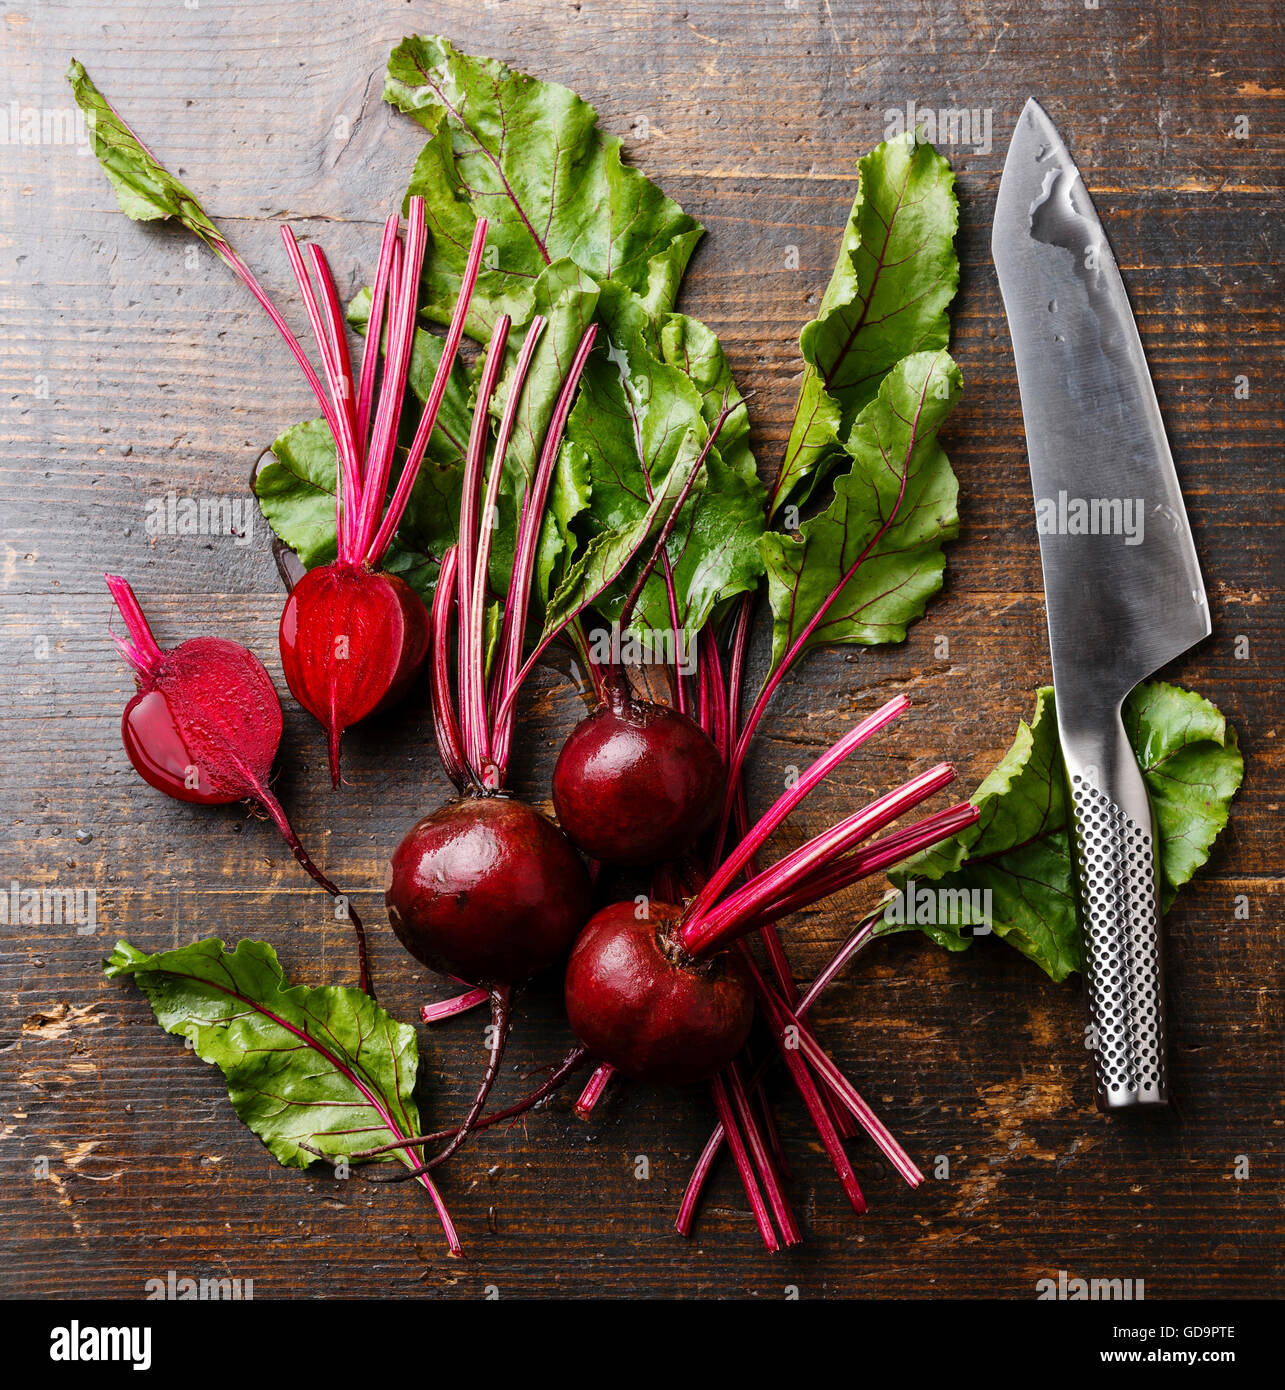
[{"left": 1064, "top": 722, "right": 1169, "bottom": 1111}]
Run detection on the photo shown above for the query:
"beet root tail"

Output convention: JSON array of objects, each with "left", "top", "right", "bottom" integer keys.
[
  {"left": 356, "top": 987, "right": 514, "bottom": 1185},
  {"left": 326, "top": 716, "right": 343, "bottom": 790},
  {"left": 429, "top": 987, "right": 512, "bottom": 1169}
]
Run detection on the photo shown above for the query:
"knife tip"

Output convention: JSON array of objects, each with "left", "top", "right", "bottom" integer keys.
[{"left": 1020, "top": 95, "right": 1050, "bottom": 124}]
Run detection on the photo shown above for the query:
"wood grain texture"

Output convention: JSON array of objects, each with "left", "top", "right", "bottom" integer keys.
[{"left": 1, "top": 0, "right": 1281, "bottom": 1300}]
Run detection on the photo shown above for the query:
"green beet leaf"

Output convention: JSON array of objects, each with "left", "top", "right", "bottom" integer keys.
[
  {"left": 104, "top": 938, "right": 436, "bottom": 1180},
  {"left": 385, "top": 35, "right": 702, "bottom": 335},
  {"left": 771, "top": 132, "right": 959, "bottom": 518},
  {"left": 660, "top": 312, "right": 756, "bottom": 481},
  {"left": 883, "top": 683, "right": 1244, "bottom": 981},
  {"left": 67, "top": 59, "right": 226, "bottom": 247},
  {"left": 488, "top": 259, "right": 600, "bottom": 606},
  {"left": 565, "top": 282, "right": 765, "bottom": 637},
  {"left": 761, "top": 349, "right": 961, "bottom": 667},
  {"left": 538, "top": 442, "right": 704, "bottom": 654}
]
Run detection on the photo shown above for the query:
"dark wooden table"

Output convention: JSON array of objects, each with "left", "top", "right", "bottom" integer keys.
[{"left": 2, "top": 0, "right": 1280, "bottom": 1301}]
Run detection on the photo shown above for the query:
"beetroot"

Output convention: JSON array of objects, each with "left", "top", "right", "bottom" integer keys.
[
  {"left": 553, "top": 686, "right": 725, "bottom": 866},
  {"left": 561, "top": 696, "right": 981, "bottom": 1245},
  {"left": 279, "top": 565, "right": 429, "bottom": 785},
  {"left": 262, "top": 204, "right": 486, "bottom": 784},
  {"left": 123, "top": 187, "right": 487, "bottom": 785},
  {"left": 380, "top": 314, "right": 600, "bottom": 1171},
  {"left": 564, "top": 902, "right": 753, "bottom": 1085},
  {"left": 106, "top": 573, "right": 370, "bottom": 990},
  {"left": 545, "top": 404, "right": 752, "bottom": 868},
  {"left": 386, "top": 796, "right": 591, "bottom": 989}
]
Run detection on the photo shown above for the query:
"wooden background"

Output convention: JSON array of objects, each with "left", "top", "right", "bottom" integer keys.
[{"left": 2, "top": 0, "right": 1281, "bottom": 1301}]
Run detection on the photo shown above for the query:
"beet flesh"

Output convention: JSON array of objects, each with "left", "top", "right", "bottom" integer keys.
[
  {"left": 121, "top": 636, "right": 282, "bottom": 804},
  {"left": 279, "top": 561, "right": 430, "bottom": 785},
  {"left": 386, "top": 795, "right": 592, "bottom": 990},
  {"left": 552, "top": 696, "right": 725, "bottom": 866},
  {"left": 108, "top": 574, "right": 372, "bottom": 991},
  {"left": 563, "top": 901, "right": 753, "bottom": 1086}
]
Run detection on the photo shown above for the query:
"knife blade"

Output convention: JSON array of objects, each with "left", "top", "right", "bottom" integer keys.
[{"left": 992, "top": 98, "right": 1210, "bottom": 1112}]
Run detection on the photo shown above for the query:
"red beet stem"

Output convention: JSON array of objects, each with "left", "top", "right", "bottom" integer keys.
[
  {"left": 307, "top": 244, "right": 356, "bottom": 413},
  {"left": 257, "top": 787, "right": 370, "bottom": 994},
  {"left": 489, "top": 324, "right": 598, "bottom": 773},
  {"left": 735, "top": 801, "right": 981, "bottom": 934},
  {"left": 456, "top": 316, "right": 512, "bottom": 777},
  {"left": 359, "top": 987, "right": 515, "bottom": 1182},
  {"left": 710, "top": 1074, "right": 779, "bottom": 1251},
  {"left": 746, "top": 952, "right": 922, "bottom": 1187},
  {"left": 727, "top": 1058, "right": 800, "bottom": 1247},
  {"left": 104, "top": 573, "right": 164, "bottom": 676},
  {"left": 722, "top": 760, "right": 841, "bottom": 1124},
  {"left": 280, "top": 227, "right": 363, "bottom": 559},
  {"left": 354, "top": 215, "right": 401, "bottom": 457},
  {"left": 794, "top": 1019, "right": 924, "bottom": 1186},
  {"left": 365, "top": 218, "right": 490, "bottom": 567},
  {"left": 428, "top": 546, "right": 470, "bottom": 790},
  {"left": 752, "top": 1054, "right": 791, "bottom": 1178},
  {"left": 574, "top": 1062, "right": 615, "bottom": 1119},
  {"left": 682, "top": 764, "right": 958, "bottom": 956},
  {"left": 697, "top": 628, "right": 731, "bottom": 766},
  {"left": 682, "top": 695, "right": 911, "bottom": 930},
  {"left": 307, "top": 242, "right": 362, "bottom": 549},
  {"left": 675, "top": 1124, "right": 724, "bottom": 1236},
  {"left": 758, "top": 981, "right": 868, "bottom": 1213},
  {"left": 424, "top": 986, "right": 513, "bottom": 1170},
  {"left": 357, "top": 204, "right": 424, "bottom": 559},
  {"left": 192, "top": 227, "right": 348, "bottom": 456},
  {"left": 476, "top": 317, "right": 548, "bottom": 749},
  {"left": 796, "top": 908, "right": 884, "bottom": 1014},
  {"left": 316, "top": 1045, "right": 591, "bottom": 1163},
  {"left": 727, "top": 781, "right": 805, "bottom": 1003},
  {"left": 677, "top": 906, "right": 886, "bottom": 1235},
  {"left": 420, "top": 986, "right": 490, "bottom": 1024}
]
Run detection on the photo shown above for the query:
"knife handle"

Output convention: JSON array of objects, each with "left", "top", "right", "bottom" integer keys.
[{"left": 1061, "top": 710, "right": 1169, "bottom": 1112}]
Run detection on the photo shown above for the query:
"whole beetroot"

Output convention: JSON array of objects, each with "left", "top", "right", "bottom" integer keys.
[
  {"left": 552, "top": 688, "right": 725, "bottom": 867},
  {"left": 563, "top": 901, "right": 753, "bottom": 1086}
]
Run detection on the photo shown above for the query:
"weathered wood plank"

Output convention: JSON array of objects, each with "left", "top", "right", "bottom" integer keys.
[{"left": 1, "top": 0, "right": 1280, "bottom": 1300}]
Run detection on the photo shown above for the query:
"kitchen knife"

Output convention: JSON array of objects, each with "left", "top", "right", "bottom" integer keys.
[{"left": 992, "top": 99, "right": 1210, "bottom": 1111}]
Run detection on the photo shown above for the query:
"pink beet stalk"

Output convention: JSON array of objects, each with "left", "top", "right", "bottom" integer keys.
[
  {"left": 429, "top": 546, "right": 469, "bottom": 790},
  {"left": 421, "top": 987, "right": 490, "bottom": 1024},
  {"left": 680, "top": 763, "right": 958, "bottom": 958},
  {"left": 575, "top": 1063, "right": 615, "bottom": 1119},
  {"left": 746, "top": 954, "right": 923, "bottom": 1187},
  {"left": 456, "top": 316, "right": 513, "bottom": 778},
  {"left": 416, "top": 314, "right": 593, "bottom": 796},
  {"left": 354, "top": 215, "right": 401, "bottom": 447},
  {"left": 674, "top": 798, "right": 979, "bottom": 1236},
  {"left": 727, "top": 1059, "right": 800, "bottom": 1247},
  {"left": 710, "top": 1075, "right": 778, "bottom": 1251},
  {"left": 676, "top": 1126, "right": 724, "bottom": 1236},
  {"left": 693, "top": 695, "right": 910, "bottom": 921},
  {"left": 471, "top": 317, "right": 547, "bottom": 764},
  {"left": 734, "top": 801, "right": 980, "bottom": 934},
  {"left": 488, "top": 326, "right": 599, "bottom": 774},
  {"left": 200, "top": 196, "right": 490, "bottom": 786},
  {"left": 677, "top": 906, "right": 888, "bottom": 1236},
  {"left": 383, "top": 312, "right": 600, "bottom": 1176}
]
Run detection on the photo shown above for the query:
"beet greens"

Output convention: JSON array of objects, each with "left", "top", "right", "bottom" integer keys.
[{"left": 77, "top": 40, "right": 1242, "bottom": 1260}]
